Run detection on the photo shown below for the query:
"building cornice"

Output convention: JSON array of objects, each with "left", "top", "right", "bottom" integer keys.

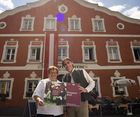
[
  {"left": 0, "top": 33, "right": 140, "bottom": 38},
  {"left": 0, "top": 64, "right": 140, "bottom": 70},
  {"left": 0, "top": 64, "right": 43, "bottom": 70},
  {"left": 58, "top": 64, "right": 140, "bottom": 70},
  {"left": 0, "top": 34, "right": 45, "bottom": 37},
  {"left": 59, "top": 34, "right": 140, "bottom": 38}
]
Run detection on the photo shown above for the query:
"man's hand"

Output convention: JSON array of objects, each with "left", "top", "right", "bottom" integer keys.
[{"left": 79, "top": 85, "right": 88, "bottom": 93}]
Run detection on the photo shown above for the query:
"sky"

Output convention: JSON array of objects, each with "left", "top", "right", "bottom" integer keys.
[{"left": 0, "top": 0, "right": 140, "bottom": 20}]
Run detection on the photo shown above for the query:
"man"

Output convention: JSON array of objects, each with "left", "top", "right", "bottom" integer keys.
[{"left": 62, "top": 57, "right": 95, "bottom": 117}]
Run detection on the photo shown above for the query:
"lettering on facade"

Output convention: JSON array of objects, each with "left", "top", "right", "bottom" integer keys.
[{"left": 58, "top": 64, "right": 85, "bottom": 69}]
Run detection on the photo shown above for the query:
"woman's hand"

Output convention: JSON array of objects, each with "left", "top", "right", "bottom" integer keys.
[{"left": 36, "top": 97, "right": 44, "bottom": 106}]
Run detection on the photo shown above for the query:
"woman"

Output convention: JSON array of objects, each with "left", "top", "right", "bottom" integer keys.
[{"left": 32, "top": 66, "right": 64, "bottom": 117}]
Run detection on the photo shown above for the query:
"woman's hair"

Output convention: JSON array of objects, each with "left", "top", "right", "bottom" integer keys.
[{"left": 48, "top": 65, "right": 58, "bottom": 73}]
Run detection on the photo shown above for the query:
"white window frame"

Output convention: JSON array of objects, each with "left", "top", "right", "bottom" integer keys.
[
  {"left": 27, "top": 41, "right": 43, "bottom": 63},
  {"left": 58, "top": 45, "right": 69, "bottom": 61},
  {"left": 106, "top": 41, "right": 122, "bottom": 63},
  {"left": 0, "top": 78, "right": 14, "bottom": 99},
  {"left": 44, "top": 15, "right": 57, "bottom": 31},
  {"left": 137, "top": 76, "right": 140, "bottom": 87},
  {"left": 111, "top": 77, "right": 128, "bottom": 97},
  {"left": 131, "top": 45, "right": 140, "bottom": 63},
  {"left": 92, "top": 77, "right": 101, "bottom": 97},
  {"left": 92, "top": 16, "right": 106, "bottom": 32},
  {"left": 82, "top": 44, "right": 97, "bottom": 63},
  {"left": 68, "top": 15, "right": 82, "bottom": 31},
  {"left": 20, "top": 15, "right": 34, "bottom": 31},
  {"left": 23, "top": 78, "right": 41, "bottom": 99},
  {"left": 1, "top": 40, "right": 18, "bottom": 63},
  {"left": 0, "top": 21, "right": 7, "bottom": 29}
]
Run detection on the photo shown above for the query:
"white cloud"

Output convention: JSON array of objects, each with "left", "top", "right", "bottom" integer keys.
[
  {"left": 109, "top": 5, "right": 140, "bottom": 19},
  {"left": 109, "top": 5, "right": 126, "bottom": 12},
  {"left": 0, "top": 0, "right": 14, "bottom": 9},
  {"left": 0, "top": 9, "right": 3, "bottom": 14},
  {"left": 0, "top": 7, "right": 4, "bottom": 13},
  {"left": 123, "top": 6, "right": 140, "bottom": 19}
]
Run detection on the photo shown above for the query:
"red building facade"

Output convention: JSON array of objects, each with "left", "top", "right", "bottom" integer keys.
[{"left": 0, "top": 0, "right": 140, "bottom": 113}]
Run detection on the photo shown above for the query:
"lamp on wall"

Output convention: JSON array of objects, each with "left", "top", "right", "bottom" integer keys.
[{"left": 111, "top": 78, "right": 136, "bottom": 87}]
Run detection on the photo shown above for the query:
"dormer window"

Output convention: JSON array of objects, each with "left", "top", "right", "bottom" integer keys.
[
  {"left": 20, "top": 15, "right": 34, "bottom": 31},
  {"left": 68, "top": 15, "right": 82, "bottom": 31},
  {"left": 44, "top": 15, "right": 57, "bottom": 31},
  {"left": 92, "top": 15, "right": 106, "bottom": 32}
]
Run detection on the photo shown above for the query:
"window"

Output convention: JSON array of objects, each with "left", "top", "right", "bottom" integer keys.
[
  {"left": 58, "top": 46, "right": 68, "bottom": 61},
  {"left": 92, "top": 78, "right": 101, "bottom": 97},
  {"left": 24, "top": 72, "right": 41, "bottom": 99},
  {"left": 1, "top": 40, "right": 18, "bottom": 63},
  {"left": 27, "top": 41, "right": 43, "bottom": 63},
  {"left": 30, "top": 47, "right": 41, "bottom": 60},
  {"left": 106, "top": 40, "right": 122, "bottom": 63},
  {"left": 84, "top": 47, "right": 95, "bottom": 61},
  {"left": 58, "top": 39, "right": 69, "bottom": 61},
  {"left": 24, "top": 79, "right": 40, "bottom": 98},
  {"left": 26, "top": 80, "right": 39, "bottom": 98},
  {"left": 0, "top": 72, "right": 14, "bottom": 100},
  {"left": 89, "top": 71, "right": 101, "bottom": 97},
  {"left": 117, "top": 23, "right": 125, "bottom": 30},
  {"left": 0, "top": 22, "right": 7, "bottom": 29},
  {"left": 68, "top": 15, "right": 81, "bottom": 31},
  {"left": 4, "top": 47, "right": 15, "bottom": 61},
  {"left": 44, "top": 15, "right": 57, "bottom": 31},
  {"left": 0, "top": 80, "right": 11, "bottom": 97},
  {"left": 94, "top": 20, "right": 104, "bottom": 31},
  {"left": 131, "top": 40, "right": 140, "bottom": 62},
  {"left": 58, "top": 4, "right": 68, "bottom": 14},
  {"left": 20, "top": 15, "right": 34, "bottom": 31},
  {"left": 108, "top": 47, "right": 119, "bottom": 60},
  {"left": 82, "top": 40, "right": 97, "bottom": 62},
  {"left": 111, "top": 77, "right": 128, "bottom": 97},
  {"left": 133, "top": 47, "right": 140, "bottom": 61},
  {"left": 92, "top": 16, "right": 105, "bottom": 32}
]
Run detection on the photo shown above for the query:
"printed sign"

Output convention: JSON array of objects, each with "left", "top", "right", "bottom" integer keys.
[
  {"left": 44, "top": 81, "right": 66, "bottom": 105},
  {"left": 44, "top": 82, "right": 81, "bottom": 106},
  {"left": 66, "top": 83, "right": 81, "bottom": 106}
]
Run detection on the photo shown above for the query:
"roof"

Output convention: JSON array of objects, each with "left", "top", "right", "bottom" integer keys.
[{"left": 0, "top": 0, "right": 140, "bottom": 24}]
